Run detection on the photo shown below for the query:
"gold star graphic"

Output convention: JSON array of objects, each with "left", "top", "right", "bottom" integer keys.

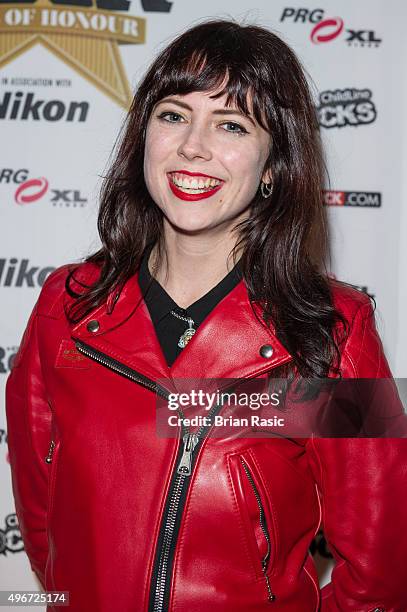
[{"left": 0, "top": 0, "right": 146, "bottom": 108}]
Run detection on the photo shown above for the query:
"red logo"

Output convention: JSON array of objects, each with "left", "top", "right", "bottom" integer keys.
[
  {"left": 310, "top": 17, "right": 344, "bottom": 44},
  {"left": 15, "top": 177, "right": 49, "bottom": 205}
]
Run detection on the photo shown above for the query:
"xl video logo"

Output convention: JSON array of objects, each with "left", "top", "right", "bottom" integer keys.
[
  {"left": 0, "top": 514, "right": 24, "bottom": 556},
  {"left": 324, "top": 190, "right": 381, "bottom": 208},
  {"left": 0, "top": 167, "right": 87, "bottom": 207},
  {"left": 317, "top": 89, "right": 377, "bottom": 129},
  {"left": 280, "top": 8, "right": 382, "bottom": 47}
]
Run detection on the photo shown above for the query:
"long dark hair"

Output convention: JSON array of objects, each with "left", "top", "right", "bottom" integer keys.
[{"left": 66, "top": 17, "right": 349, "bottom": 379}]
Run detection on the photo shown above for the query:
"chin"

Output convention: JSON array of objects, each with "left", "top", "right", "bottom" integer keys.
[{"left": 166, "top": 213, "right": 216, "bottom": 234}]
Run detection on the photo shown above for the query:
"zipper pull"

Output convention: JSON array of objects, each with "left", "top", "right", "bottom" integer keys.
[
  {"left": 45, "top": 440, "right": 56, "bottom": 464},
  {"left": 177, "top": 433, "right": 199, "bottom": 476},
  {"left": 263, "top": 569, "right": 276, "bottom": 603}
]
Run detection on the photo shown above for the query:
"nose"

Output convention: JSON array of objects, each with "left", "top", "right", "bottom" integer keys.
[{"left": 177, "top": 122, "right": 212, "bottom": 161}]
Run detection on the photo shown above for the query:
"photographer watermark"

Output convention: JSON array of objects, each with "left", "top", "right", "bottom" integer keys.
[{"left": 155, "top": 377, "right": 407, "bottom": 439}]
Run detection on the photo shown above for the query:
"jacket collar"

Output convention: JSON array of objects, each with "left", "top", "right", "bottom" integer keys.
[{"left": 69, "top": 267, "right": 293, "bottom": 390}]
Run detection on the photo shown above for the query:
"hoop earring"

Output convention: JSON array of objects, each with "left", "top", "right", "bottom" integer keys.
[{"left": 261, "top": 181, "right": 273, "bottom": 198}]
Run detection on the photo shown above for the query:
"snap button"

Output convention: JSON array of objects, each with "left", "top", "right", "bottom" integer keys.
[
  {"left": 86, "top": 319, "right": 100, "bottom": 333},
  {"left": 259, "top": 344, "right": 273, "bottom": 358}
]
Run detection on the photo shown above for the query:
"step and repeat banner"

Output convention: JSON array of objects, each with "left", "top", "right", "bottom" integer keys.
[{"left": 1, "top": 0, "right": 406, "bottom": 607}]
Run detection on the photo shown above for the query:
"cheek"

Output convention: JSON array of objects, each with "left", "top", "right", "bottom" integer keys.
[
  {"left": 144, "top": 126, "right": 169, "bottom": 171},
  {"left": 223, "top": 148, "right": 265, "bottom": 189},
  {"left": 222, "top": 143, "right": 265, "bottom": 173}
]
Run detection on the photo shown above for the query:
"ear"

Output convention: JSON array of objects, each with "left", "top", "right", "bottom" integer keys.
[{"left": 261, "top": 169, "right": 272, "bottom": 184}]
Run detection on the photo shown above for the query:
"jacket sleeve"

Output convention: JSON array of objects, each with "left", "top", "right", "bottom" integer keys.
[
  {"left": 306, "top": 297, "right": 407, "bottom": 612},
  {"left": 5, "top": 299, "right": 53, "bottom": 590}
]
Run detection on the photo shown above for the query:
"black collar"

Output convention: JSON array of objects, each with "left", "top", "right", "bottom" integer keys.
[{"left": 138, "top": 243, "right": 243, "bottom": 327}]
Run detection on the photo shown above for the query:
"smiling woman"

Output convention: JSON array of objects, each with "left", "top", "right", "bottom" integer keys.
[
  {"left": 143, "top": 87, "right": 272, "bottom": 247},
  {"left": 5, "top": 16, "right": 407, "bottom": 612}
]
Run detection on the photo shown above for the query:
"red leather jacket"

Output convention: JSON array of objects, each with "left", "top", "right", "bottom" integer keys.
[{"left": 5, "top": 263, "right": 407, "bottom": 612}]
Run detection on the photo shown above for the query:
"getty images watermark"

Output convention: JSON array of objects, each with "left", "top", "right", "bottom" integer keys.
[
  {"left": 165, "top": 388, "right": 285, "bottom": 428},
  {"left": 155, "top": 377, "right": 407, "bottom": 439}
]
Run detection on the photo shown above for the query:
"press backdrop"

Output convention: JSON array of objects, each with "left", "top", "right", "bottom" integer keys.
[{"left": 1, "top": 0, "right": 406, "bottom": 607}]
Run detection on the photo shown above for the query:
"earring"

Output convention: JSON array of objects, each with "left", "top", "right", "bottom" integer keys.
[{"left": 261, "top": 181, "right": 273, "bottom": 198}]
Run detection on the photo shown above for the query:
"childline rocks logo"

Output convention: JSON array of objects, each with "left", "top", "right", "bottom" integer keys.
[
  {"left": 323, "top": 190, "right": 381, "bottom": 208},
  {"left": 0, "top": 345, "right": 17, "bottom": 373},
  {"left": 279, "top": 7, "right": 382, "bottom": 47},
  {"left": 0, "top": 257, "right": 55, "bottom": 286},
  {"left": 0, "top": 90, "right": 89, "bottom": 122},
  {"left": 0, "top": 514, "right": 24, "bottom": 556},
  {"left": 317, "top": 88, "right": 377, "bottom": 129},
  {"left": 0, "top": 166, "right": 88, "bottom": 206},
  {"left": 0, "top": 0, "right": 170, "bottom": 108}
]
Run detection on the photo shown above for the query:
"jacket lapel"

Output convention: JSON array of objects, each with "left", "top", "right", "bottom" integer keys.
[{"left": 69, "top": 266, "right": 292, "bottom": 389}]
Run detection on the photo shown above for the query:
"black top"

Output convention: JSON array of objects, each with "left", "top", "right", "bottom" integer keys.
[{"left": 138, "top": 243, "right": 243, "bottom": 367}]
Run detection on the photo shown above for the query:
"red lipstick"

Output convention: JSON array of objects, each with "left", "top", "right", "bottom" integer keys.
[{"left": 167, "top": 173, "right": 224, "bottom": 202}]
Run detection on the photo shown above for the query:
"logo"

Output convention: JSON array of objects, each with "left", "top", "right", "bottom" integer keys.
[
  {"left": 317, "top": 89, "right": 377, "bottom": 129},
  {"left": 323, "top": 190, "right": 381, "bottom": 208},
  {"left": 0, "top": 0, "right": 172, "bottom": 109},
  {"left": 0, "top": 514, "right": 24, "bottom": 556},
  {"left": 0, "top": 90, "right": 89, "bottom": 122},
  {"left": 0, "top": 258, "right": 55, "bottom": 286},
  {"left": 0, "top": 346, "right": 17, "bottom": 373},
  {"left": 280, "top": 8, "right": 382, "bottom": 47},
  {"left": 0, "top": 167, "right": 87, "bottom": 207}
]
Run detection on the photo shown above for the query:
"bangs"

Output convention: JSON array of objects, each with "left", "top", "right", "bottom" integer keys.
[{"left": 150, "top": 44, "right": 270, "bottom": 132}]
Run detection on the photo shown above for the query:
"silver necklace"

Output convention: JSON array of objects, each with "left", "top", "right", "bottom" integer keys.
[{"left": 170, "top": 309, "right": 196, "bottom": 348}]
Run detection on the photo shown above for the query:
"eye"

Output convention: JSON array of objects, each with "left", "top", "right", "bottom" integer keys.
[
  {"left": 157, "top": 111, "right": 184, "bottom": 123},
  {"left": 220, "top": 121, "right": 248, "bottom": 136}
]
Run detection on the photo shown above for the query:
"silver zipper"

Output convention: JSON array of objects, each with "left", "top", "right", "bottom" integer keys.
[
  {"left": 177, "top": 433, "right": 200, "bottom": 476},
  {"left": 240, "top": 457, "right": 276, "bottom": 603},
  {"left": 152, "top": 401, "right": 225, "bottom": 612},
  {"left": 45, "top": 439, "right": 56, "bottom": 464},
  {"left": 74, "top": 339, "right": 171, "bottom": 400}
]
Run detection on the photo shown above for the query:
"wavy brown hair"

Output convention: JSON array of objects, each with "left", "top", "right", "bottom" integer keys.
[{"left": 66, "top": 17, "right": 350, "bottom": 379}]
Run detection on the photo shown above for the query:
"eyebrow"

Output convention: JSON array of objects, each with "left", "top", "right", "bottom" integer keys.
[{"left": 154, "top": 97, "right": 256, "bottom": 126}]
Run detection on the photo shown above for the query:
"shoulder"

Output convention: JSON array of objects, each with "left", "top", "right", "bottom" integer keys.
[
  {"left": 328, "top": 278, "right": 373, "bottom": 323},
  {"left": 327, "top": 278, "right": 390, "bottom": 377},
  {"left": 36, "top": 261, "right": 102, "bottom": 318}
]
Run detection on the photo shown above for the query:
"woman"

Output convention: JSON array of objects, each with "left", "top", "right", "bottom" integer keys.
[{"left": 5, "top": 18, "right": 406, "bottom": 612}]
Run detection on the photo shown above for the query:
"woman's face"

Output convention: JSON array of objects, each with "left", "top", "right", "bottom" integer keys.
[{"left": 143, "top": 88, "right": 272, "bottom": 236}]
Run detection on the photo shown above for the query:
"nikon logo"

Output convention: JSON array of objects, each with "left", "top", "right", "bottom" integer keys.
[
  {"left": 0, "top": 258, "right": 55, "bottom": 287},
  {"left": 0, "top": 91, "right": 89, "bottom": 122}
]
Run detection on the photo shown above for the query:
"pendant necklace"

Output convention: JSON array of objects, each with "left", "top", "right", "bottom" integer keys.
[{"left": 170, "top": 309, "right": 196, "bottom": 348}]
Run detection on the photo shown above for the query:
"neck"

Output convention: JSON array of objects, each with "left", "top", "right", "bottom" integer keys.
[{"left": 148, "top": 226, "right": 242, "bottom": 309}]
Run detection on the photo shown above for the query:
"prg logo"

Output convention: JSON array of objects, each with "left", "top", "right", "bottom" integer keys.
[
  {"left": 0, "top": 167, "right": 87, "bottom": 207},
  {"left": 324, "top": 190, "right": 381, "bottom": 208},
  {"left": 280, "top": 8, "right": 382, "bottom": 47}
]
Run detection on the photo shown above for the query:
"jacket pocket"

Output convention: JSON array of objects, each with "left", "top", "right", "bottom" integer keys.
[{"left": 228, "top": 450, "right": 277, "bottom": 603}]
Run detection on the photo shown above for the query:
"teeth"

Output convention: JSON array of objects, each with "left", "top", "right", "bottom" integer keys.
[{"left": 170, "top": 173, "right": 221, "bottom": 190}]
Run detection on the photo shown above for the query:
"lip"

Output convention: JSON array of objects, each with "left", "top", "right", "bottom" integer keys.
[{"left": 167, "top": 173, "right": 224, "bottom": 202}]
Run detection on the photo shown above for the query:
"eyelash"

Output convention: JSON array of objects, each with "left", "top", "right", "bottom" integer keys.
[{"left": 156, "top": 111, "right": 249, "bottom": 135}]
